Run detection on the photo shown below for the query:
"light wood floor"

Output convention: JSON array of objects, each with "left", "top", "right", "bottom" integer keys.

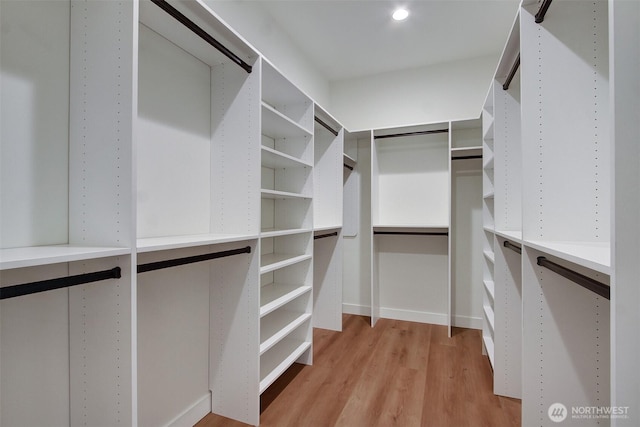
[{"left": 196, "top": 314, "right": 521, "bottom": 427}]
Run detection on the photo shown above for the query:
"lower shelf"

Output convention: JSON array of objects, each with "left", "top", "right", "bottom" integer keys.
[
  {"left": 260, "top": 312, "right": 311, "bottom": 355},
  {"left": 260, "top": 283, "right": 312, "bottom": 317},
  {"left": 483, "top": 334, "right": 495, "bottom": 368},
  {"left": 259, "top": 338, "right": 311, "bottom": 394}
]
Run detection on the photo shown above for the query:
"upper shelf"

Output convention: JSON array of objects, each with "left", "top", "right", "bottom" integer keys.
[
  {"left": 523, "top": 240, "right": 611, "bottom": 275},
  {"left": 0, "top": 246, "right": 131, "bottom": 271},
  {"left": 262, "top": 103, "right": 313, "bottom": 140},
  {"left": 262, "top": 146, "right": 312, "bottom": 169},
  {"left": 136, "top": 233, "right": 258, "bottom": 253}
]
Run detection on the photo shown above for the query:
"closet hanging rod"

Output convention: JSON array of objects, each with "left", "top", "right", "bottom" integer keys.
[
  {"left": 315, "top": 116, "right": 339, "bottom": 137},
  {"left": 535, "top": 0, "right": 553, "bottom": 23},
  {"left": 452, "top": 155, "right": 483, "bottom": 160},
  {"left": 0, "top": 267, "right": 121, "bottom": 300},
  {"left": 374, "top": 129, "right": 448, "bottom": 139},
  {"left": 537, "top": 257, "right": 610, "bottom": 300},
  {"left": 503, "top": 240, "right": 522, "bottom": 254},
  {"left": 138, "top": 246, "right": 251, "bottom": 274},
  {"left": 344, "top": 163, "right": 354, "bottom": 171},
  {"left": 314, "top": 232, "right": 338, "bottom": 240},
  {"left": 149, "top": 0, "right": 252, "bottom": 73},
  {"left": 374, "top": 231, "right": 448, "bottom": 236},
  {"left": 502, "top": 54, "right": 520, "bottom": 91}
]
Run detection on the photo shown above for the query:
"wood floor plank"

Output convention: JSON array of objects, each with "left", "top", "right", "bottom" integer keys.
[{"left": 197, "top": 315, "right": 521, "bottom": 427}]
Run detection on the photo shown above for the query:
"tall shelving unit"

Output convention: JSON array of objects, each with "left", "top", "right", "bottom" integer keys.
[
  {"left": 313, "top": 106, "right": 344, "bottom": 332},
  {"left": 259, "top": 59, "right": 314, "bottom": 397},
  {"left": 449, "top": 119, "right": 484, "bottom": 335},
  {"left": 370, "top": 123, "right": 450, "bottom": 327},
  {"left": 520, "top": 1, "right": 611, "bottom": 425},
  {"left": 481, "top": 84, "right": 497, "bottom": 368}
]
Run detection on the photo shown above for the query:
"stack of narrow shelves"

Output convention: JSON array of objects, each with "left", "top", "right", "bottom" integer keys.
[{"left": 259, "top": 59, "right": 314, "bottom": 394}]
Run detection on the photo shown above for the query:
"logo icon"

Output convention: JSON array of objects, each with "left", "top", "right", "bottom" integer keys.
[{"left": 548, "top": 403, "right": 568, "bottom": 423}]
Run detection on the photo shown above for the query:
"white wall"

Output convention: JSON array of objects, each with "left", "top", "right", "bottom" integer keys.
[
  {"left": 330, "top": 55, "right": 497, "bottom": 131},
  {"left": 204, "top": 0, "right": 331, "bottom": 108}
]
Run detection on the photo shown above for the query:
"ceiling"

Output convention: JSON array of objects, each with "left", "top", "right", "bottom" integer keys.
[{"left": 254, "top": 0, "right": 521, "bottom": 82}]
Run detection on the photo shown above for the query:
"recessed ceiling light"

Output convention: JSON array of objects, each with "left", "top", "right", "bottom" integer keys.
[{"left": 392, "top": 8, "right": 409, "bottom": 21}]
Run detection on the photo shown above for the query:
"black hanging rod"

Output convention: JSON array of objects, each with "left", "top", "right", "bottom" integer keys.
[
  {"left": 138, "top": 246, "right": 251, "bottom": 274},
  {"left": 537, "top": 257, "right": 610, "bottom": 300},
  {"left": 374, "top": 129, "right": 449, "bottom": 139},
  {"left": 149, "top": 0, "right": 252, "bottom": 73},
  {"left": 344, "top": 163, "right": 354, "bottom": 171},
  {"left": 0, "top": 267, "right": 121, "bottom": 300},
  {"left": 503, "top": 240, "right": 522, "bottom": 254},
  {"left": 315, "top": 116, "right": 339, "bottom": 137},
  {"left": 535, "top": 0, "right": 553, "bottom": 24},
  {"left": 452, "top": 155, "right": 483, "bottom": 161},
  {"left": 314, "top": 232, "right": 338, "bottom": 240},
  {"left": 502, "top": 54, "right": 520, "bottom": 91},
  {"left": 374, "top": 231, "right": 448, "bottom": 236}
]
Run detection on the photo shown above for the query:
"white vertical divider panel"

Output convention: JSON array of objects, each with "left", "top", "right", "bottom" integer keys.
[
  {"left": 610, "top": 0, "right": 640, "bottom": 424},
  {"left": 0, "top": 264, "right": 71, "bottom": 426},
  {"left": 370, "top": 132, "right": 380, "bottom": 326},
  {"left": 447, "top": 122, "right": 453, "bottom": 337},
  {"left": 68, "top": 1, "right": 136, "bottom": 426},
  {"left": 209, "top": 240, "right": 260, "bottom": 426},
  {"left": 313, "top": 231, "right": 343, "bottom": 331}
]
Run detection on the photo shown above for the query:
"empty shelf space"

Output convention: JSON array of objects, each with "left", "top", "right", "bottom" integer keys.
[
  {"left": 495, "top": 230, "right": 523, "bottom": 243},
  {"left": 451, "top": 146, "right": 483, "bottom": 158},
  {"left": 483, "top": 250, "right": 495, "bottom": 264},
  {"left": 260, "top": 338, "right": 311, "bottom": 394},
  {"left": 373, "top": 225, "right": 449, "bottom": 234},
  {"left": 261, "top": 189, "right": 311, "bottom": 200},
  {"left": 260, "top": 253, "right": 312, "bottom": 274},
  {"left": 483, "top": 335, "right": 495, "bottom": 368},
  {"left": 483, "top": 280, "right": 495, "bottom": 301},
  {"left": 260, "top": 283, "right": 312, "bottom": 317},
  {"left": 483, "top": 304, "right": 495, "bottom": 333},
  {"left": 260, "top": 311, "right": 311, "bottom": 355},
  {"left": 0, "top": 246, "right": 131, "bottom": 270},
  {"left": 262, "top": 103, "right": 312, "bottom": 140},
  {"left": 136, "top": 233, "right": 258, "bottom": 253},
  {"left": 343, "top": 153, "right": 356, "bottom": 169},
  {"left": 262, "top": 146, "right": 312, "bottom": 169},
  {"left": 260, "top": 228, "right": 312, "bottom": 238},
  {"left": 523, "top": 240, "right": 611, "bottom": 275}
]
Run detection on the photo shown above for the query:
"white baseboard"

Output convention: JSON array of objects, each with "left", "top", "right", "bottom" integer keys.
[
  {"left": 342, "top": 303, "right": 371, "bottom": 316},
  {"left": 452, "top": 315, "right": 483, "bottom": 330},
  {"left": 379, "top": 307, "right": 448, "bottom": 325},
  {"left": 166, "top": 393, "right": 211, "bottom": 427}
]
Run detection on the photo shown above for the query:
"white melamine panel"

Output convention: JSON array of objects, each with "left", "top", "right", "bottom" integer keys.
[
  {"left": 1, "top": 0, "right": 69, "bottom": 249},
  {"left": 377, "top": 234, "right": 449, "bottom": 325},
  {"left": 522, "top": 247, "right": 610, "bottom": 427},
  {"left": 343, "top": 162, "right": 360, "bottom": 238},
  {"left": 314, "top": 114, "right": 343, "bottom": 229},
  {"left": 521, "top": 1, "right": 610, "bottom": 250},
  {"left": 209, "top": 240, "right": 260, "bottom": 425},
  {"left": 69, "top": 256, "right": 132, "bottom": 427},
  {"left": 0, "top": 245, "right": 130, "bottom": 271},
  {"left": 451, "top": 156, "right": 483, "bottom": 329},
  {"left": 494, "top": 237, "right": 522, "bottom": 398},
  {"left": 69, "top": 0, "right": 134, "bottom": 249},
  {"left": 260, "top": 295, "right": 311, "bottom": 355},
  {"left": 313, "top": 231, "right": 343, "bottom": 331},
  {"left": 259, "top": 333, "right": 311, "bottom": 394},
  {"left": 1, "top": 264, "right": 70, "bottom": 427},
  {"left": 261, "top": 264, "right": 312, "bottom": 317},
  {"left": 137, "top": 24, "right": 211, "bottom": 239},
  {"left": 611, "top": 1, "right": 640, "bottom": 424},
  {"left": 137, "top": 249, "right": 210, "bottom": 427},
  {"left": 261, "top": 197, "right": 313, "bottom": 232},
  {"left": 374, "top": 134, "right": 450, "bottom": 227}
]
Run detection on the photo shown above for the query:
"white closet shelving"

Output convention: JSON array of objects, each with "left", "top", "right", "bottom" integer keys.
[
  {"left": 449, "top": 119, "right": 484, "bottom": 336},
  {"left": 313, "top": 105, "right": 344, "bottom": 331},
  {"left": 371, "top": 123, "right": 450, "bottom": 327},
  {"left": 259, "top": 59, "right": 314, "bottom": 398},
  {"left": 519, "top": 0, "right": 611, "bottom": 424}
]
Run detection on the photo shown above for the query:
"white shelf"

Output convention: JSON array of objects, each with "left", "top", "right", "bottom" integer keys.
[
  {"left": 483, "top": 121, "right": 494, "bottom": 140},
  {"left": 260, "top": 311, "right": 311, "bottom": 355},
  {"left": 483, "top": 191, "right": 495, "bottom": 199},
  {"left": 259, "top": 338, "right": 311, "bottom": 394},
  {"left": 261, "top": 189, "right": 311, "bottom": 200},
  {"left": 451, "top": 146, "right": 483, "bottom": 158},
  {"left": 483, "top": 280, "right": 495, "bottom": 302},
  {"left": 483, "top": 304, "right": 495, "bottom": 333},
  {"left": 261, "top": 103, "right": 312, "bottom": 140},
  {"left": 260, "top": 228, "right": 312, "bottom": 238},
  {"left": 523, "top": 240, "right": 611, "bottom": 275},
  {"left": 483, "top": 250, "right": 495, "bottom": 264},
  {"left": 373, "top": 225, "right": 449, "bottom": 234},
  {"left": 260, "top": 283, "right": 312, "bottom": 318},
  {"left": 483, "top": 226, "right": 495, "bottom": 234},
  {"left": 343, "top": 153, "right": 356, "bottom": 169},
  {"left": 314, "top": 226, "right": 342, "bottom": 234},
  {"left": 483, "top": 335, "right": 495, "bottom": 368},
  {"left": 136, "top": 233, "right": 258, "bottom": 253},
  {"left": 262, "top": 146, "right": 312, "bottom": 169},
  {"left": 0, "top": 246, "right": 131, "bottom": 270},
  {"left": 494, "top": 230, "right": 522, "bottom": 243},
  {"left": 260, "top": 253, "right": 312, "bottom": 274}
]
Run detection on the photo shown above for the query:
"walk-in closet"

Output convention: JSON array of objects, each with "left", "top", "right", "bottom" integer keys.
[{"left": 1, "top": 0, "right": 638, "bottom": 426}]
